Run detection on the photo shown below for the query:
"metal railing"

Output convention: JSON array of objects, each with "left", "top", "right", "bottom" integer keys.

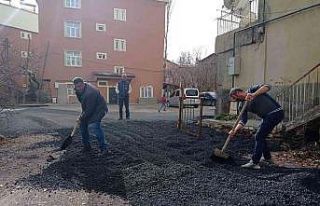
[
  {"left": 177, "top": 94, "right": 204, "bottom": 138},
  {"left": 217, "top": 0, "right": 259, "bottom": 35},
  {"left": 217, "top": 10, "right": 241, "bottom": 35},
  {"left": 276, "top": 63, "right": 320, "bottom": 131}
]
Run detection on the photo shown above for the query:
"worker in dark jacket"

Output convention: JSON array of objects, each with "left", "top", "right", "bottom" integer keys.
[
  {"left": 116, "top": 73, "right": 132, "bottom": 120},
  {"left": 228, "top": 84, "right": 284, "bottom": 169},
  {"left": 72, "top": 77, "right": 108, "bottom": 154}
]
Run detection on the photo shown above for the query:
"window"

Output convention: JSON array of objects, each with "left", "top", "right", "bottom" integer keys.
[
  {"left": 140, "top": 85, "right": 153, "bottom": 98},
  {"left": 96, "top": 52, "right": 107, "bottom": 60},
  {"left": 114, "top": 8, "right": 126, "bottom": 21},
  {"left": 64, "top": 21, "right": 81, "bottom": 38},
  {"left": 20, "top": 31, "right": 32, "bottom": 40},
  {"left": 66, "top": 84, "right": 75, "bottom": 95},
  {"left": 64, "top": 50, "right": 82, "bottom": 67},
  {"left": 96, "top": 23, "right": 106, "bottom": 32},
  {"left": 64, "top": 0, "right": 81, "bottom": 9},
  {"left": 97, "top": 81, "right": 108, "bottom": 87},
  {"left": 21, "top": 51, "right": 32, "bottom": 58},
  {"left": 114, "top": 66, "right": 125, "bottom": 75},
  {"left": 114, "top": 39, "right": 126, "bottom": 52}
]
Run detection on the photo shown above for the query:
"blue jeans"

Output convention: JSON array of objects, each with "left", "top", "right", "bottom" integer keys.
[
  {"left": 252, "top": 110, "right": 284, "bottom": 164},
  {"left": 158, "top": 102, "right": 167, "bottom": 112},
  {"left": 80, "top": 121, "right": 107, "bottom": 151}
]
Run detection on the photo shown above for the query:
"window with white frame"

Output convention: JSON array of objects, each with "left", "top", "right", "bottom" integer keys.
[
  {"left": 140, "top": 85, "right": 154, "bottom": 98},
  {"left": 114, "top": 39, "right": 126, "bottom": 52},
  {"left": 64, "top": 50, "right": 82, "bottom": 67},
  {"left": 64, "top": 21, "right": 81, "bottom": 38},
  {"left": 66, "top": 84, "right": 75, "bottom": 95},
  {"left": 96, "top": 23, "right": 106, "bottom": 32},
  {"left": 64, "top": 0, "right": 81, "bottom": 9},
  {"left": 96, "top": 52, "right": 107, "bottom": 60},
  {"left": 97, "top": 81, "right": 108, "bottom": 87},
  {"left": 21, "top": 51, "right": 32, "bottom": 58},
  {"left": 114, "top": 66, "right": 124, "bottom": 75},
  {"left": 20, "top": 31, "right": 32, "bottom": 40},
  {"left": 114, "top": 8, "right": 126, "bottom": 21}
]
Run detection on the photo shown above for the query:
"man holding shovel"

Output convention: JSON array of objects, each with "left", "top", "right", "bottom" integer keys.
[
  {"left": 73, "top": 77, "right": 108, "bottom": 154},
  {"left": 228, "top": 84, "right": 284, "bottom": 169}
]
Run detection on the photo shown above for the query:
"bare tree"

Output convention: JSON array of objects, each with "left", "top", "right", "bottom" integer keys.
[
  {"left": 166, "top": 51, "right": 218, "bottom": 91},
  {"left": 0, "top": 37, "right": 43, "bottom": 106}
]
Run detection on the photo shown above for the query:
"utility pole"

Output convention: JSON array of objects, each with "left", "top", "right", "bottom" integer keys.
[
  {"left": 163, "top": 0, "right": 172, "bottom": 82},
  {"left": 249, "top": 0, "right": 253, "bottom": 25},
  {"left": 37, "top": 41, "right": 50, "bottom": 103},
  {"left": 23, "top": 35, "right": 31, "bottom": 104}
]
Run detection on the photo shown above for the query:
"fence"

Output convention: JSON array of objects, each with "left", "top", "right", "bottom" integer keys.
[
  {"left": 177, "top": 97, "right": 204, "bottom": 138},
  {"left": 276, "top": 63, "right": 320, "bottom": 131}
]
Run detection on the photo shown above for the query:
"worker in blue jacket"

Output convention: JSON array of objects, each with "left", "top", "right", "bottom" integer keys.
[
  {"left": 116, "top": 73, "right": 132, "bottom": 120},
  {"left": 228, "top": 84, "right": 284, "bottom": 169}
]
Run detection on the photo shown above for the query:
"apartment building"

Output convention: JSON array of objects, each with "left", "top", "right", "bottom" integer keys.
[
  {"left": 0, "top": 0, "right": 168, "bottom": 104},
  {"left": 36, "top": 0, "right": 168, "bottom": 104}
]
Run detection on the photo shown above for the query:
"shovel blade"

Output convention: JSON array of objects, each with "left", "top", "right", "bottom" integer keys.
[
  {"left": 211, "top": 148, "right": 230, "bottom": 160},
  {"left": 60, "top": 135, "right": 73, "bottom": 150}
]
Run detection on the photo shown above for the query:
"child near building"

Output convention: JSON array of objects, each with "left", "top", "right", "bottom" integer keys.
[{"left": 158, "top": 95, "right": 168, "bottom": 112}]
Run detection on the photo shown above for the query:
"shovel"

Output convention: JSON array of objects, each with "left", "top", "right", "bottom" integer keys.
[
  {"left": 60, "top": 121, "right": 79, "bottom": 150},
  {"left": 211, "top": 101, "right": 248, "bottom": 160}
]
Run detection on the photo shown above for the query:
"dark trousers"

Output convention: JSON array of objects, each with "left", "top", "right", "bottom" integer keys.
[
  {"left": 252, "top": 110, "right": 284, "bottom": 164},
  {"left": 119, "top": 96, "right": 130, "bottom": 119}
]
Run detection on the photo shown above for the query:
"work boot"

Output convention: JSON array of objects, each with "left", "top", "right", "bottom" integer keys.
[
  {"left": 241, "top": 160, "right": 260, "bottom": 169},
  {"left": 260, "top": 156, "right": 275, "bottom": 165},
  {"left": 98, "top": 148, "right": 112, "bottom": 157}
]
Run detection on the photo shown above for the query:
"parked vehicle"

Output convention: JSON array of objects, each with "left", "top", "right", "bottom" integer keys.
[
  {"left": 168, "top": 88, "right": 200, "bottom": 108},
  {"left": 200, "top": 91, "right": 217, "bottom": 106}
]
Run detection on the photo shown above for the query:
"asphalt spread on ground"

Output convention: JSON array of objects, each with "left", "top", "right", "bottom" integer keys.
[{"left": 9, "top": 120, "right": 320, "bottom": 206}]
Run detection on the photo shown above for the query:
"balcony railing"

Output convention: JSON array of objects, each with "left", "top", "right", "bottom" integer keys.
[
  {"left": 217, "top": 0, "right": 259, "bottom": 35},
  {"left": 276, "top": 63, "right": 320, "bottom": 131},
  {"left": 217, "top": 10, "right": 241, "bottom": 35}
]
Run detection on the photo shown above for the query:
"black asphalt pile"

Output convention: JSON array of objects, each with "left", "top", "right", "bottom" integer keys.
[{"left": 17, "top": 120, "right": 320, "bottom": 205}]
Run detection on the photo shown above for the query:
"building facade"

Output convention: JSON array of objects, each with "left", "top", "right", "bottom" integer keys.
[
  {"left": 215, "top": 0, "right": 320, "bottom": 114},
  {"left": 216, "top": 0, "right": 320, "bottom": 91},
  {"left": 0, "top": 0, "right": 168, "bottom": 104},
  {"left": 37, "top": 0, "right": 167, "bottom": 104}
]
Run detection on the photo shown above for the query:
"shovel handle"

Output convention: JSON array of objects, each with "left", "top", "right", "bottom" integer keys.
[
  {"left": 70, "top": 122, "right": 79, "bottom": 137},
  {"left": 221, "top": 101, "right": 248, "bottom": 152}
]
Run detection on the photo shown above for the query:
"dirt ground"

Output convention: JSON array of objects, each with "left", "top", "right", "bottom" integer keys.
[{"left": 1, "top": 117, "right": 320, "bottom": 205}]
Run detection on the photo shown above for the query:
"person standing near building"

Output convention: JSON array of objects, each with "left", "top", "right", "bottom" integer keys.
[
  {"left": 158, "top": 94, "right": 168, "bottom": 112},
  {"left": 228, "top": 84, "right": 284, "bottom": 169},
  {"left": 116, "top": 73, "right": 132, "bottom": 120},
  {"left": 72, "top": 77, "right": 108, "bottom": 154}
]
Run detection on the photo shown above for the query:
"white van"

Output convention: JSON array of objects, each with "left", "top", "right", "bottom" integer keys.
[{"left": 168, "top": 88, "right": 200, "bottom": 108}]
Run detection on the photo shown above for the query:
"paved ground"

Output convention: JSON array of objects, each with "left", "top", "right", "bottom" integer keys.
[{"left": 0, "top": 104, "right": 319, "bottom": 205}]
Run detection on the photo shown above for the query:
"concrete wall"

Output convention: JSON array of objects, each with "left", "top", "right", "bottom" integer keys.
[{"left": 215, "top": 1, "right": 320, "bottom": 92}]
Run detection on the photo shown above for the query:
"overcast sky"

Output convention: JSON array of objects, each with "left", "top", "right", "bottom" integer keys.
[{"left": 167, "top": 0, "right": 224, "bottom": 62}]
